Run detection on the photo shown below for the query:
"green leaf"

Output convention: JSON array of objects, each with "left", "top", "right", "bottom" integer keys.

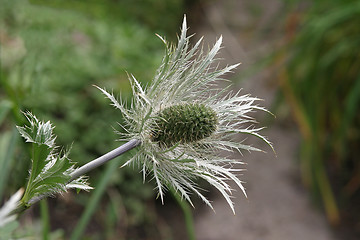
[
  {"left": 31, "top": 144, "right": 52, "bottom": 181},
  {"left": 29, "top": 153, "right": 72, "bottom": 198},
  {"left": 18, "top": 112, "right": 90, "bottom": 205}
]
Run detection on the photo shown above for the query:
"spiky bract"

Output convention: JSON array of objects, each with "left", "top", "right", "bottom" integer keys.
[{"left": 97, "top": 16, "right": 272, "bottom": 213}]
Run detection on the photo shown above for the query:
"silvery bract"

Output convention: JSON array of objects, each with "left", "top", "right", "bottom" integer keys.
[{"left": 97, "top": 16, "right": 272, "bottom": 213}]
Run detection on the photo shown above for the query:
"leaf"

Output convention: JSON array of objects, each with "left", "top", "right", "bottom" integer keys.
[{"left": 18, "top": 112, "right": 91, "bottom": 205}]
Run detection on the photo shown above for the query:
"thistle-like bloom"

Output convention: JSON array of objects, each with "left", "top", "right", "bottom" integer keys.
[{"left": 97, "top": 17, "right": 272, "bottom": 213}]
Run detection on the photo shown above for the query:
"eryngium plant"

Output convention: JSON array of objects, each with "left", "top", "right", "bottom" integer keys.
[{"left": 97, "top": 16, "right": 273, "bottom": 213}]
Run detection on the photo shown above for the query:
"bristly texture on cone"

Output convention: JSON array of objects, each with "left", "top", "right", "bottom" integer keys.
[
  {"left": 150, "top": 103, "right": 218, "bottom": 147},
  {"left": 96, "top": 16, "right": 273, "bottom": 213}
]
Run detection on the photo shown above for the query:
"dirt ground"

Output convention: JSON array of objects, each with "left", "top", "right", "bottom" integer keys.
[{"left": 190, "top": 1, "right": 338, "bottom": 239}]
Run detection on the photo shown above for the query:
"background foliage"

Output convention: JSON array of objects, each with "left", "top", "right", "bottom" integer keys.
[
  {"left": 0, "top": 0, "right": 186, "bottom": 239},
  {"left": 2, "top": 0, "right": 360, "bottom": 238},
  {"left": 278, "top": 0, "right": 360, "bottom": 230}
]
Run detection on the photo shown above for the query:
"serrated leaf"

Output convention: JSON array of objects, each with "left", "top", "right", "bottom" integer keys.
[{"left": 18, "top": 112, "right": 91, "bottom": 205}]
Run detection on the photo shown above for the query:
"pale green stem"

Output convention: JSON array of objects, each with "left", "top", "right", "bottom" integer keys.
[
  {"left": 40, "top": 199, "right": 50, "bottom": 240},
  {"left": 69, "top": 139, "right": 141, "bottom": 181}
]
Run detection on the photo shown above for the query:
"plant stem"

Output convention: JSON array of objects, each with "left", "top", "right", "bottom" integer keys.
[
  {"left": 26, "top": 139, "right": 141, "bottom": 206},
  {"left": 40, "top": 199, "right": 50, "bottom": 240},
  {"left": 69, "top": 139, "right": 141, "bottom": 181}
]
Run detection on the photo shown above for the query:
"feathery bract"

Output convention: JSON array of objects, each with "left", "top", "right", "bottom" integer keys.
[{"left": 97, "top": 16, "right": 272, "bottom": 213}]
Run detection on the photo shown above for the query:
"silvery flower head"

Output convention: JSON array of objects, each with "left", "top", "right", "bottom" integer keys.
[{"left": 97, "top": 16, "right": 273, "bottom": 213}]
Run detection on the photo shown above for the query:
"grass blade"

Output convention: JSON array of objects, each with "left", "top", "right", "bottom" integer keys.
[
  {"left": 70, "top": 155, "right": 124, "bottom": 240},
  {"left": 0, "top": 127, "right": 18, "bottom": 201}
]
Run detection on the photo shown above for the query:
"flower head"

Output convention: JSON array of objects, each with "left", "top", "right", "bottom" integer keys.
[{"left": 97, "top": 16, "right": 273, "bottom": 213}]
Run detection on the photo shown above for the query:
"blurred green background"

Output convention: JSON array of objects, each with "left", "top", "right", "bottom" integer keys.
[
  {"left": 0, "top": 0, "right": 187, "bottom": 239},
  {"left": 277, "top": 0, "right": 360, "bottom": 230},
  {"left": 1, "top": 0, "right": 359, "bottom": 239}
]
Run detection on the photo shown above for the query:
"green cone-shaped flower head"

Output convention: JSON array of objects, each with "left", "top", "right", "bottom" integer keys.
[{"left": 151, "top": 103, "right": 218, "bottom": 147}]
